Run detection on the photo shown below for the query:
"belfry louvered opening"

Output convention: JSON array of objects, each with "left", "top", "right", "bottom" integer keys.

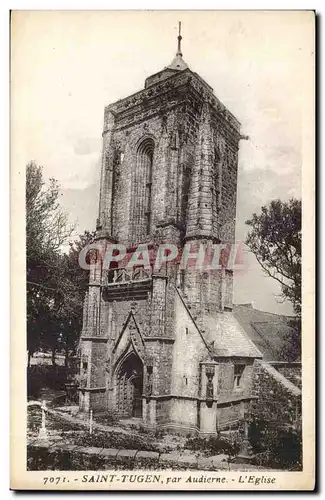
[{"left": 130, "top": 138, "right": 154, "bottom": 243}]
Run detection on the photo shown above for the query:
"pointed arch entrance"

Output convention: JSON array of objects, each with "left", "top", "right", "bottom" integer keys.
[{"left": 115, "top": 351, "right": 143, "bottom": 418}]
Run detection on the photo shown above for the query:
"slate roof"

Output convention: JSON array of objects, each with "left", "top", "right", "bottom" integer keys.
[
  {"left": 233, "top": 304, "right": 296, "bottom": 361},
  {"left": 201, "top": 311, "right": 263, "bottom": 359}
]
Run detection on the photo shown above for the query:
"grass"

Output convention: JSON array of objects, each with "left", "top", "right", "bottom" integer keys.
[
  {"left": 69, "top": 429, "right": 172, "bottom": 453},
  {"left": 27, "top": 406, "right": 242, "bottom": 462},
  {"left": 28, "top": 408, "right": 173, "bottom": 453}
]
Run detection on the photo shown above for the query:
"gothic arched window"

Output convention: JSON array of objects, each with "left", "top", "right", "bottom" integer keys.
[{"left": 130, "top": 138, "right": 154, "bottom": 242}]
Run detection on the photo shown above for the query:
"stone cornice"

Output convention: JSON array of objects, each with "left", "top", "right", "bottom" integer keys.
[
  {"left": 151, "top": 274, "right": 168, "bottom": 281},
  {"left": 142, "top": 394, "right": 257, "bottom": 404},
  {"left": 143, "top": 336, "right": 174, "bottom": 342},
  {"left": 80, "top": 336, "right": 109, "bottom": 342},
  {"left": 105, "top": 70, "right": 190, "bottom": 115},
  {"left": 78, "top": 387, "right": 106, "bottom": 393},
  {"left": 112, "top": 101, "right": 185, "bottom": 133},
  {"left": 94, "top": 229, "right": 117, "bottom": 242},
  {"left": 184, "top": 233, "right": 220, "bottom": 243},
  {"left": 104, "top": 69, "right": 240, "bottom": 136}
]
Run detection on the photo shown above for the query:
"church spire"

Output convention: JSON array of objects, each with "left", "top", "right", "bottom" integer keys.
[
  {"left": 176, "top": 21, "right": 182, "bottom": 56},
  {"left": 167, "top": 21, "right": 188, "bottom": 71}
]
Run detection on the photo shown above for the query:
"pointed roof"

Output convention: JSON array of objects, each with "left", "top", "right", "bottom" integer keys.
[
  {"left": 145, "top": 22, "right": 189, "bottom": 88},
  {"left": 168, "top": 53, "right": 188, "bottom": 71},
  {"left": 167, "top": 21, "right": 188, "bottom": 71}
]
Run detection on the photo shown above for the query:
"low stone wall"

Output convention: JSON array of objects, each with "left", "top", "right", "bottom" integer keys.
[
  {"left": 269, "top": 362, "right": 302, "bottom": 389},
  {"left": 251, "top": 360, "right": 301, "bottom": 428},
  {"left": 27, "top": 440, "right": 267, "bottom": 471}
]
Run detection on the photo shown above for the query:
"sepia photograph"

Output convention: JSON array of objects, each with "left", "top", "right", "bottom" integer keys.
[{"left": 10, "top": 10, "right": 315, "bottom": 490}]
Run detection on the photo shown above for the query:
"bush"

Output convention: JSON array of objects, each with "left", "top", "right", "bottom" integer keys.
[
  {"left": 249, "top": 419, "right": 302, "bottom": 470},
  {"left": 70, "top": 430, "right": 171, "bottom": 453},
  {"left": 153, "top": 428, "right": 167, "bottom": 439},
  {"left": 184, "top": 434, "right": 241, "bottom": 457},
  {"left": 27, "top": 446, "right": 108, "bottom": 471},
  {"left": 28, "top": 445, "right": 164, "bottom": 471},
  {"left": 93, "top": 412, "right": 119, "bottom": 427}
]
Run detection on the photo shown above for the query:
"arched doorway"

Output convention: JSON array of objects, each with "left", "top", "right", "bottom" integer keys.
[{"left": 115, "top": 352, "right": 143, "bottom": 418}]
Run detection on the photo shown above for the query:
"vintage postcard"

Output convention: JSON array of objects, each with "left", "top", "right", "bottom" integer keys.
[{"left": 10, "top": 10, "right": 315, "bottom": 490}]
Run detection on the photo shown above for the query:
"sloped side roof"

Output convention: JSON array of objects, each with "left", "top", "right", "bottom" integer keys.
[
  {"left": 201, "top": 311, "right": 263, "bottom": 358},
  {"left": 175, "top": 288, "right": 261, "bottom": 359},
  {"left": 233, "top": 304, "right": 295, "bottom": 361}
]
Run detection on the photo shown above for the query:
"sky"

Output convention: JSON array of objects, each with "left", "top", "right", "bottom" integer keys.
[{"left": 12, "top": 10, "right": 313, "bottom": 315}]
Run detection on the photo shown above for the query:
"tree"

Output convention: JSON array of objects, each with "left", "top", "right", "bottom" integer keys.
[
  {"left": 26, "top": 162, "right": 95, "bottom": 368},
  {"left": 245, "top": 199, "right": 301, "bottom": 316},
  {"left": 26, "top": 162, "right": 72, "bottom": 258},
  {"left": 26, "top": 162, "right": 73, "bottom": 365},
  {"left": 28, "top": 229, "right": 95, "bottom": 368},
  {"left": 276, "top": 316, "right": 301, "bottom": 362},
  {"left": 57, "top": 230, "right": 96, "bottom": 365}
]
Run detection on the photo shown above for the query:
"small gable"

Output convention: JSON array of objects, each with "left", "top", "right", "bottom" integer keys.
[{"left": 113, "top": 311, "right": 145, "bottom": 363}]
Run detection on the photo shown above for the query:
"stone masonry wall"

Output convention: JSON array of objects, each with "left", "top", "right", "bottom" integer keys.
[
  {"left": 217, "top": 358, "right": 254, "bottom": 399},
  {"left": 217, "top": 143, "right": 238, "bottom": 243},
  {"left": 99, "top": 69, "right": 241, "bottom": 247},
  {"left": 81, "top": 66, "right": 243, "bottom": 423},
  {"left": 250, "top": 360, "right": 301, "bottom": 428},
  {"left": 217, "top": 401, "right": 245, "bottom": 430},
  {"left": 171, "top": 291, "right": 209, "bottom": 398}
]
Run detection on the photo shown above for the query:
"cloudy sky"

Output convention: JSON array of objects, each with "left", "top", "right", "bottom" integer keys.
[{"left": 12, "top": 10, "right": 313, "bottom": 314}]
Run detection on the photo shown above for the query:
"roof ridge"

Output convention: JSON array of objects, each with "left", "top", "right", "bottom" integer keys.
[
  {"left": 234, "top": 304, "right": 295, "bottom": 319},
  {"left": 252, "top": 319, "right": 293, "bottom": 325}
]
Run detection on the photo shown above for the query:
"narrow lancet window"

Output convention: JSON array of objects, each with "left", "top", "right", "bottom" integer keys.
[{"left": 130, "top": 138, "right": 154, "bottom": 242}]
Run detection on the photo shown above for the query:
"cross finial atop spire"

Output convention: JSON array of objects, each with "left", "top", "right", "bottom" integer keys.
[{"left": 177, "top": 21, "right": 182, "bottom": 56}]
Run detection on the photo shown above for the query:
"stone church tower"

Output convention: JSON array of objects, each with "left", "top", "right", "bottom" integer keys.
[{"left": 79, "top": 25, "right": 261, "bottom": 433}]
